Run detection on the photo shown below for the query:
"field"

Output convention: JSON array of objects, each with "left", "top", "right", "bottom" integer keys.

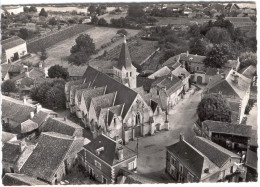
[
  {"left": 154, "top": 16, "right": 215, "bottom": 26},
  {"left": 98, "top": 12, "right": 127, "bottom": 24},
  {"left": 25, "top": 27, "right": 140, "bottom": 69}
]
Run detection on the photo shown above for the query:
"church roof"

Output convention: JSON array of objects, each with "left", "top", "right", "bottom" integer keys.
[{"left": 116, "top": 36, "right": 133, "bottom": 70}]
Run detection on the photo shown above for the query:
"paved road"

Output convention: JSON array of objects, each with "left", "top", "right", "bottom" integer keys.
[{"left": 125, "top": 89, "right": 202, "bottom": 183}]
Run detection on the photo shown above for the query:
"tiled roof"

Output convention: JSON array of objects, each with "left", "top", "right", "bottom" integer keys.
[
  {"left": 2, "top": 173, "right": 48, "bottom": 186},
  {"left": 242, "top": 65, "right": 256, "bottom": 79},
  {"left": 245, "top": 149, "right": 257, "bottom": 170},
  {"left": 91, "top": 92, "right": 117, "bottom": 118},
  {"left": 1, "top": 64, "right": 24, "bottom": 79},
  {"left": 42, "top": 118, "right": 83, "bottom": 136},
  {"left": 202, "top": 120, "right": 252, "bottom": 137},
  {"left": 2, "top": 141, "right": 22, "bottom": 163},
  {"left": 206, "top": 69, "right": 251, "bottom": 99},
  {"left": 2, "top": 131, "right": 17, "bottom": 144},
  {"left": 2, "top": 36, "right": 26, "bottom": 50},
  {"left": 171, "top": 66, "right": 190, "bottom": 77},
  {"left": 82, "top": 66, "right": 138, "bottom": 119},
  {"left": 14, "top": 119, "right": 39, "bottom": 134},
  {"left": 31, "top": 111, "right": 51, "bottom": 127},
  {"left": 148, "top": 66, "right": 171, "bottom": 79},
  {"left": 82, "top": 86, "right": 107, "bottom": 111},
  {"left": 67, "top": 65, "right": 88, "bottom": 77},
  {"left": 84, "top": 135, "right": 136, "bottom": 166},
  {"left": 20, "top": 132, "right": 84, "bottom": 182},
  {"left": 12, "top": 68, "right": 45, "bottom": 82},
  {"left": 192, "top": 136, "right": 240, "bottom": 167},
  {"left": 152, "top": 75, "right": 183, "bottom": 95}
]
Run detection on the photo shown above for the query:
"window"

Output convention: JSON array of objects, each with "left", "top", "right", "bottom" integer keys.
[
  {"left": 187, "top": 172, "right": 193, "bottom": 182},
  {"left": 170, "top": 156, "right": 176, "bottom": 166},
  {"left": 126, "top": 72, "right": 128, "bottom": 77},
  {"left": 196, "top": 67, "right": 200, "bottom": 71},
  {"left": 114, "top": 118, "right": 116, "bottom": 124},
  {"left": 179, "top": 164, "right": 183, "bottom": 173},
  {"left": 157, "top": 90, "right": 159, "bottom": 95},
  {"left": 230, "top": 166, "right": 233, "bottom": 173},
  {"left": 10, "top": 167, "right": 14, "bottom": 173},
  {"left": 102, "top": 176, "right": 107, "bottom": 184},
  {"left": 130, "top": 72, "right": 132, "bottom": 77},
  {"left": 95, "top": 160, "right": 101, "bottom": 170},
  {"left": 128, "top": 161, "right": 135, "bottom": 170}
]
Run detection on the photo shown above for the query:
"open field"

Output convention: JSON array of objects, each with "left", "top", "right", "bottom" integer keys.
[
  {"left": 25, "top": 27, "right": 140, "bottom": 69},
  {"left": 98, "top": 12, "right": 127, "bottom": 23},
  {"left": 154, "top": 16, "right": 215, "bottom": 26}
]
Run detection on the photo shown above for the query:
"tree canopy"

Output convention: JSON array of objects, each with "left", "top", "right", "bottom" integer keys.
[
  {"left": 239, "top": 52, "right": 257, "bottom": 69},
  {"left": 68, "top": 34, "right": 96, "bottom": 66},
  {"left": 127, "top": 5, "right": 145, "bottom": 18},
  {"left": 40, "top": 49, "right": 48, "bottom": 62},
  {"left": 1, "top": 80, "right": 17, "bottom": 95},
  {"left": 18, "top": 28, "right": 29, "bottom": 40},
  {"left": 39, "top": 8, "right": 48, "bottom": 17},
  {"left": 205, "top": 27, "right": 231, "bottom": 44},
  {"left": 197, "top": 93, "right": 232, "bottom": 123},
  {"left": 48, "top": 65, "right": 69, "bottom": 80}
]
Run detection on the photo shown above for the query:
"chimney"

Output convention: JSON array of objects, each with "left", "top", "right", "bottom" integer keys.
[
  {"left": 123, "top": 35, "right": 126, "bottom": 43},
  {"left": 30, "top": 111, "right": 34, "bottom": 119},
  {"left": 233, "top": 74, "right": 239, "bottom": 84},
  {"left": 186, "top": 50, "right": 189, "bottom": 57},
  {"left": 116, "top": 146, "right": 124, "bottom": 160},
  {"left": 36, "top": 104, "right": 42, "bottom": 113},
  {"left": 96, "top": 147, "right": 104, "bottom": 156},
  {"left": 23, "top": 65, "right": 28, "bottom": 72},
  {"left": 221, "top": 73, "right": 225, "bottom": 79},
  {"left": 180, "top": 134, "right": 184, "bottom": 141},
  {"left": 19, "top": 139, "right": 26, "bottom": 152},
  {"left": 170, "top": 74, "right": 173, "bottom": 81}
]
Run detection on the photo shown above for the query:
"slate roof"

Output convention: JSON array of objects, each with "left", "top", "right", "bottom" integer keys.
[
  {"left": 2, "top": 36, "right": 26, "bottom": 50},
  {"left": 70, "top": 82, "right": 91, "bottom": 103},
  {"left": 242, "top": 65, "right": 256, "bottom": 79},
  {"left": 20, "top": 132, "right": 84, "bottom": 182},
  {"left": 2, "top": 141, "right": 23, "bottom": 163},
  {"left": 12, "top": 68, "right": 45, "bottom": 82},
  {"left": 206, "top": 69, "right": 251, "bottom": 99},
  {"left": 152, "top": 75, "right": 183, "bottom": 95},
  {"left": 171, "top": 65, "right": 190, "bottom": 77},
  {"left": 42, "top": 118, "right": 83, "bottom": 136},
  {"left": 202, "top": 120, "right": 252, "bottom": 137},
  {"left": 99, "top": 104, "right": 124, "bottom": 126},
  {"left": 137, "top": 76, "right": 154, "bottom": 92},
  {"left": 14, "top": 119, "right": 39, "bottom": 134},
  {"left": 84, "top": 135, "right": 136, "bottom": 166},
  {"left": 2, "top": 131, "right": 17, "bottom": 144},
  {"left": 82, "top": 66, "right": 138, "bottom": 119},
  {"left": 67, "top": 65, "right": 88, "bottom": 77},
  {"left": 1, "top": 64, "right": 24, "bottom": 79},
  {"left": 245, "top": 149, "right": 257, "bottom": 170},
  {"left": 116, "top": 37, "right": 133, "bottom": 70},
  {"left": 148, "top": 66, "right": 171, "bottom": 79},
  {"left": 192, "top": 136, "right": 240, "bottom": 168},
  {"left": 91, "top": 92, "right": 117, "bottom": 118},
  {"left": 82, "top": 86, "right": 107, "bottom": 111},
  {"left": 2, "top": 173, "right": 47, "bottom": 186}
]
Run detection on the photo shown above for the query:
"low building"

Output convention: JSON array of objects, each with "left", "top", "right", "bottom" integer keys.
[
  {"left": 78, "top": 134, "right": 137, "bottom": 184},
  {"left": 2, "top": 36, "right": 28, "bottom": 64},
  {"left": 2, "top": 173, "right": 47, "bottom": 186},
  {"left": 1, "top": 64, "right": 25, "bottom": 81},
  {"left": 166, "top": 135, "right": 242, "bottom": 182},
  {"left": 20, "top": 132, "right": 84, "bottom": 184},
  {"left": 200, "top": 120, "right": 252, "bottom": 152},
  {"left": 204, "top": 69, "right": 251, "bottom": 123}
]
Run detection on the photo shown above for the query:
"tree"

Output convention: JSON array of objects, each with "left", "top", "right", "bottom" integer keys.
[
  {"left": 205, "top": 27, "right": 231, "bottom": 44},
  {"left": 190, "top": 38, "right": 211, "bottom": 56},
  {"left": 48, "top": 17, "right": 58, "bottom": 26},
  {"left": 68, "top": 34, "right": 96, "bottom": 66},
  {"left": 239, "top": 52, "right": 257, "bottom": 69},
  {"left": 48, "top": 65, "right": 69, "bottom": 80},
  {"left": 29, "top": 6, "right": 37, "bottom": 12},
  {"left": 188, "top": 24, "right": 201, "bottom": 38},
  {"left": 24, "top": 6, "right": 29, "bottom": 13},
  {"left": 40, "top": 49, "right": 48, "bottom": 62},
  {"left": 117, "top": 29, "right": 128, "bottom": 36},
  {"left": 197, "top": 93, "right": 232, "bottom": 122},
  {"left": 128, "top": 4, "right": 145, "bottom": 18},
  {"left": 39, "top": 8, "right": 48, "bottom": 17},
  {"left": 88, "top": 5, "right": 96, "bottom": 15},
  {"left": 98, "top": 18, "right": 108, "bottom": 26},
  {"left": 1, "top": 80, "right": 17, "bottom": 95},
  {"left": 45, "top": 87, "right": 66, "bottom": 109},
  {"left": 204, "top": 43, "right": 234, "bottom": 68},
  {"left": 91, "top": 16, "right": 99, "bottom": 25},
  {"left": 18, "top": 28, "right": 29, "bottom": 40}
]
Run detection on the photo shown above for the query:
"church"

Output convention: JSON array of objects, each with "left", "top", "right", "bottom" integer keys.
[{"left": 65, "top": 37, "right": 168, "bottom": 143}]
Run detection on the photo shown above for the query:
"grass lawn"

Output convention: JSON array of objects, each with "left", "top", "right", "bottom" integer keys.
[{"left": 25, "top": 26, "right": 140, "bottom": 69}]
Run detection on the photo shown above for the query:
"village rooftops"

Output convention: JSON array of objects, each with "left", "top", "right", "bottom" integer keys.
[
  {"left": 242, "top": 65, "right": 256, "bottom": 79},
  {"left": 84, "top": 134, "right": 136, "bottom": 166},
  {"left": 206, "top": 69, "right": 251, "bottom": 99},
  {"left": 20, "top": 132, "right": 84, "bottom": 183},
  {"left": 2, "top": 131, "right": 17, "bottom": 144},
  {"left": 2, "top": 173, "right": 48, "bottom": 186},
  {"left": 148, "top": 66, "right": 171, "bottom": 79},
  {"left": 202, "top": 120, "right": 252, "bottom": 137},
  {"left": 42, "top": 117, "right": 83, "bottom": 137},
  {"left": 11, "top": 68, "right": 45, "bottom": 81},
  {"left": 67, "top": 65, "right": 88, "bottom": 77},
  {"left": 2, "top": 36, "right": 26, "bottom": 50}
]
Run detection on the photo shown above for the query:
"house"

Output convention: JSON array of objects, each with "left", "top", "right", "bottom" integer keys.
[
  {"left": 200, "top": 120, "right": 252, "bottom": 152},
  {"left": 66, "top": 68, "right": 168, "bottom": 143},
  {"left": 1, "top": 64, "right": 25, "bottom": 81},
  {"left": 41, "top": 117, "right": 84, "bottom": 137},
  {"left": 2, "top": 173, "right": 48, "bottom": 186},
  {"left": 225, "top": 3, "right": 240, "bottom": 12},
  {"left": 20, "top": 132, "right": 84, "bottom": 184},
  {"left": 3, "top": 6, "right": 24, "bottom": 15},
  {"left": 78, "top": 134, "right": 137, "bottom": 184},
  {"left": 166, "top": 135, "right": 242, "bottom": 182},
  {"left": 2, "top": 36, "right": 28, "bottom": 64},
  {"left": 2, "top": 139, "right": 36, "bottom": 174},
  {"left": 2, "top": 131, "right": 18, "bottom": 145},
  {"left": 204, "top": 69, "right": 251, "bottom": 123},
  {"left": 65, "top": 79, "right": 84, "bottom": 108},
  {"left": 2, "top": 96, "right": 57, "bottom": 137}
]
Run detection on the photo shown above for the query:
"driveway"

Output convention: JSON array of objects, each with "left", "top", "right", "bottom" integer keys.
[{"left": 125, "top": 89, "right": 202, "bottom": 183}]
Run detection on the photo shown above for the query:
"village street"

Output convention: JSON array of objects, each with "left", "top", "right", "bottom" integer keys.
[{"left": 125, "top": 88, "right": 203, "bottom": 183}]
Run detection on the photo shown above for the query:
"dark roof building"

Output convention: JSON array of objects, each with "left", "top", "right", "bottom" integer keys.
[
  {"left": 2, "top": 36, "right": 26, "bottom": 51},
  {"left": 2, "top": 173, "right": 47, "bottom": 186}
]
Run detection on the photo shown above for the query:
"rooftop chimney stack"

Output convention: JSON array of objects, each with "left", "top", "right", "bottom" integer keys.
[
  {"left": 30, "top": 111, "right": 34, "bottom": 119},
  {"left": 123, "top": 35, "right": 126, "bottom": 43},
  {"left": 180, "top": 134, "right": 184, "bottom": 141},
  {"left": 36, "top": 104, "right": 42, "bottom": 113},
  {"left": 23, "top": 96, "right": 27, "bottom": 105},
  {"left": 186, "top": 50, "right": 189, "bottom": 57},
  {"left": 116, "top": 146, "right": 124, "bottom": 160}
]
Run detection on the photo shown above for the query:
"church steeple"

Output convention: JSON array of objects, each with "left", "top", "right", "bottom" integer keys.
[{"left": 116, "top": 35, "right": 133, "bottom": 70}]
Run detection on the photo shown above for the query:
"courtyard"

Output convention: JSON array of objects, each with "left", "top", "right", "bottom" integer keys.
[{"left": 125, "top": 87, "right": 202, "bottom": 183}]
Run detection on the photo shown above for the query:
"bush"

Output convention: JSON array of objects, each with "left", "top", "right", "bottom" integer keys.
[
  {"left": 97, "top": 18, "right": 108, "bottom": 26},
  {"left": 117, "top": 29, "right": 128, "bottom": 36}
]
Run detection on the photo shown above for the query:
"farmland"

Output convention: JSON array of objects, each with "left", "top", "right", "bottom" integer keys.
[
  {"left": 154, "top": 16, "right": 215, "bottom": 26},
  {"left": 25, "top": 27, "right": 140, "bottom": 69}
]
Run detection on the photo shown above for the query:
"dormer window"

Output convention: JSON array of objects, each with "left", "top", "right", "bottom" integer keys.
[{"left": 95, "top": 147, "right": 104, "bottom": 156}]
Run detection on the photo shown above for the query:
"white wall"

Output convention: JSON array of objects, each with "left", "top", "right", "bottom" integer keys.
[{"left": 5, "top": 43, "right": 27, "bottom": 63}]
